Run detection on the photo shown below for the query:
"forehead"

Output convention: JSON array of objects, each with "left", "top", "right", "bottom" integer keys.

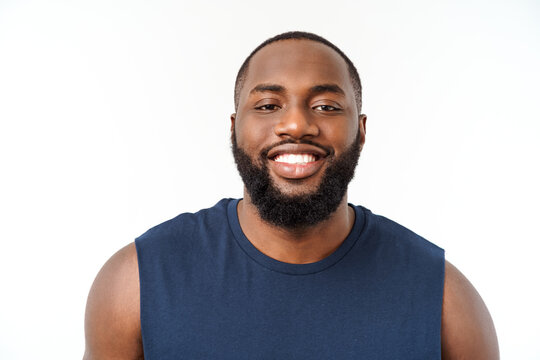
[{"left": 242, "top": 39, "right": 354, "bottom": 97}]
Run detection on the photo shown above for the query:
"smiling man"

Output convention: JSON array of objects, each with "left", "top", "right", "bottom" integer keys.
[{"left": 84, "top": 32, "right": 499, "bottom": 359}]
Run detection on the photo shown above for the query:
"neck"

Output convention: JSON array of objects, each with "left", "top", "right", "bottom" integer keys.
[{"left": 237, "top": 190, "right": 355, "bottom": 264}]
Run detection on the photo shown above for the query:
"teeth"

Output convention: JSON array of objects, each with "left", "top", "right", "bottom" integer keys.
[{"left": 274, "top": 153, "right": 316, "bottom": 164}]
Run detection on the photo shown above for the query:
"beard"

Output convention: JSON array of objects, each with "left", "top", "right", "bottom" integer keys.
[{"left": 231, "top": 129, "right": 361, "bottom": 230}]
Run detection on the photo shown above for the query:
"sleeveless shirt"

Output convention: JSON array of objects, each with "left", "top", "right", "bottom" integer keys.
[{"left": 135, "top": 199, "right": 445, "bottom": 359}]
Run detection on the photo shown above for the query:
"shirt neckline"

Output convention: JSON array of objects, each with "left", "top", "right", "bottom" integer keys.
[{"left": 226, "top": 198, "right": 366, "bottom": 275}]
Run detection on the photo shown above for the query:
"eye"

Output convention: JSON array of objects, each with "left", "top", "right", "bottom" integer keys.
[
  {"left": 255, "top": 104, "right": 280, "bottom": 111},
  {"left": 313, "top": 104, "right": 341, "bottom": 112}
]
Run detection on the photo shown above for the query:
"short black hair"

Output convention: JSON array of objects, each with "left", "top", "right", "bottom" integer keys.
[{"left": 234, "top": 31, "right": 362, "bottom": 112}]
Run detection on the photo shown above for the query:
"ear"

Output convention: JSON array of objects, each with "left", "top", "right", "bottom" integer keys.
[
  {"left": 230, "top": 113, "right": 236, "bottom": 133},
  {"left": 358, "top": 114, "right": 367, "bottom": 149},
  {"left": 230, "top": 113, "right": 237, "bottom": 143}
]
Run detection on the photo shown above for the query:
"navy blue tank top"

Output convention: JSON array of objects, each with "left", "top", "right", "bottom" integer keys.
[{"left": 135, "top": 199, "right": 445, "bottom": 359}]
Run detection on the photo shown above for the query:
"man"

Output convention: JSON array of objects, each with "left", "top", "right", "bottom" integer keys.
[{"left": 84, "top": 32, "right": 499, "bottom": 359}]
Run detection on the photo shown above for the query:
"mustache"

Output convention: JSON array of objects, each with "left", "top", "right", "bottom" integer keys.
[{"left": 260, "top": 139, "right": 333, "bottom": 159}]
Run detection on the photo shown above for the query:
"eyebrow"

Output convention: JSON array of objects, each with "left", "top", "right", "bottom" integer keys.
[
  {"left": 249, "top": 84, "right": 286, "bottom": 95},
  {"left": 309, "top": 84, "right": 345, "bottom": 96}
]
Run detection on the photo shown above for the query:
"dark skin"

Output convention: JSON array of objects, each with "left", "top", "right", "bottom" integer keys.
[
  {"left": 233, "top": 40, "right": 363, "bottom": 263},
  {"left": 84, "top": 39, "right": 499, "bottom": 359}
]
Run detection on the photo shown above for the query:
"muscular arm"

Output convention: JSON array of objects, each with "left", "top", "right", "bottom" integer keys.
[
  {"left": 441, "top": 260, "right": 499, "bottom": 359},
  {"left": 84, "top": 243, "right": 143, "bottom": 360}
]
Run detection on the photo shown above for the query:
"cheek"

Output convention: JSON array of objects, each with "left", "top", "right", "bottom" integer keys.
[
  {"left": 320, "top": 120, "right": 358, "bottom": 150},
  {"left": 235, "top": 118, "right": 275, "bottom": 151}
]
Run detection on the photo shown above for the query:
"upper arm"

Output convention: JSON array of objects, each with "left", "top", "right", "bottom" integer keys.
[
  {"left": 441, "top": 260, "right": 499, "bottom": 360},
  {"left": 84, "top": 243, "right": 143, "bottom": 360}
]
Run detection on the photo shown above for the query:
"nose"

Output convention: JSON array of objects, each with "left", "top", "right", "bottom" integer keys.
[{"left": 273, "top": 106, "right": 319, "bottom": 140}]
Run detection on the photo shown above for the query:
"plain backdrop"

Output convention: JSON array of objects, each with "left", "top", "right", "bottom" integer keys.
[{"left": 1, "top": 0, "right": 539, "bottom": 358}]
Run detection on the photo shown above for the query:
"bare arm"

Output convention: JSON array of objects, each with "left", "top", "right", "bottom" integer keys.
[
  {"left": 84, "top": 243, "right": 143, "bottom": 360},
  {"left": 441, "top": 260, "right": 499, "bottom": 359}
]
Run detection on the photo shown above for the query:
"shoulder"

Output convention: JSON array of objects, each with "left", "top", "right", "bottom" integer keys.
[
  {"left": 357, "top": 205, "right": 444, "bottom": 257},
  {"left": 136, "top": 198, "right": 234, "bottom": 246},
  {"left": 442, "top": 260, "right": 499, "bottom": 359},
  {"left": 357, "top": 205, "right": 423, "bottom": 240},
  {"left": 84, "top": 243, "right": 143, "bottom": 360}
]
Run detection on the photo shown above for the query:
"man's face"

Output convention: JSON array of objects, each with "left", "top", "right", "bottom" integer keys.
[{"left": 232, "top": 39, "right": 366, "bottom": 228}]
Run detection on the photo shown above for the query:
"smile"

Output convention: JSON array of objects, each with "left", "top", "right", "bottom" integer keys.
[
  {"left": 273, "top": 153, "right": 319, "bottom": 164},
  {"left": 266, "top": 144, "right": 329, "bottom": 180}
]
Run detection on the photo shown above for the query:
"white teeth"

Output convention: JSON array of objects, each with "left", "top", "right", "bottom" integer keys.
[{"left": 274, "top": 153, "right": 316, "bottom": 164}]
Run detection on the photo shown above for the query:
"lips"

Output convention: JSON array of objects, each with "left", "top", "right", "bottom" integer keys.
[{"left": 266, "top": 144, "right": 329, "bottom": 180}]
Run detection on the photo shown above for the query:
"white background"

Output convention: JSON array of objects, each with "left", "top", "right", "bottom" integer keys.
[{"left": 1, "top": 0, "right": 539, "bottom": 358}]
